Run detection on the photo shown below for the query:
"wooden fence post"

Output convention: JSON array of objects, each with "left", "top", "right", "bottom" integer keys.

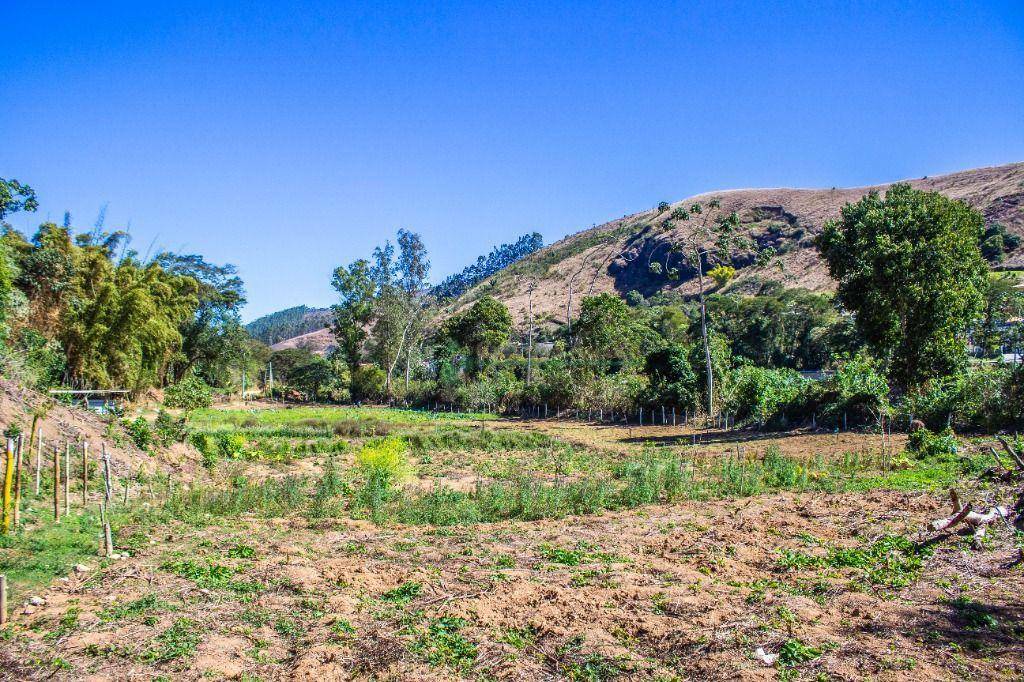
[
  {"left": 0, "top": 574, "right": 7, "bottom": 626},
  {"left": 64, "top": 443, "right": 70, "bottom": 517},
  {"left": 1, "top": 439, "right": 13, "bottom": 533},
  {"left": 101, "top": 443, "right": 112, "bottom": 504},
  {"left": 12, "top": 436, "right": 23, "bottom": 529},
  {"left": 34, "top": 429, "right": 42, "bottom": 495},
  {"left": 82, "top": 442, "right": 88, "bottom": 508},
  {"left": 53, "top": 444, "right": 61, "bottom": 523},
  {"left": 104, "top": 522, "right": 114, "bottom": 558}
]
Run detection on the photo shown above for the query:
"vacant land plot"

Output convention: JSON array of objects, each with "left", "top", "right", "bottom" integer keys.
[{"left": 1, "top": 405, "right": 1021, "bottom": 681}]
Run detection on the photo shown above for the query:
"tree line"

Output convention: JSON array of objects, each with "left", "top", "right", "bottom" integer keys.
[
  {"left": 0, "top": 178, "right": 267, "bottom": 394},
  {"left": 256, "top": 182, "right": 1024, "bottom": 434}
]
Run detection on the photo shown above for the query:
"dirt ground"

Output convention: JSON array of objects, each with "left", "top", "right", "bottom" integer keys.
[
  {"left": 2, "top": 404, "right": 1022, "bottom": 681},
  {"left": 4, "top": 487, "right": 1022, "bottom": 681}
]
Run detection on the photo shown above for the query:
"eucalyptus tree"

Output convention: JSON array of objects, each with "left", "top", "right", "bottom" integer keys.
[{"left": 650, "top": 199, "right": 748, "bottom": 418}]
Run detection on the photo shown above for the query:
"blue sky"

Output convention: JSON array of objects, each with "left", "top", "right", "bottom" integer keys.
[{"left": 3, "top": 1, "right": 1023, "bottom": 321}]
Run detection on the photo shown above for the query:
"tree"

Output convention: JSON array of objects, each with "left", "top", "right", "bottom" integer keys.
[
  {"left": 651, "top": 199, "right": 750, "bottom": 418},
  {"left": 331, "top": 259, "right": 375, "bottom": 374},
  {"left": 977, "top": 274, "right": 1024, "bottom": 357},
  {"left": 817, "top": 184, "right": 988, "bottom": 389},
  {"left": 0, "top": 178, "right": 38, "bottom": 221},
  {"left": 395, "top": 229, "right": 431, "bottom": 391},
  {"left": 643, "top": 343, "right": 698, "bottom": 408},
  {"left": 439, "top": 296, "right": 512, "bottom": 373},
  {"left": 156, "top": 253, "right": 247, "bottom": 386},
  {"left": 980, "top": 222, "right": 1020, "bottom": 263},
  {"left": 573, "top": 293, "right": 641, "bottom": 364},
  {"left": 433, "top": 232, "right": 543, "bottom": 300}
]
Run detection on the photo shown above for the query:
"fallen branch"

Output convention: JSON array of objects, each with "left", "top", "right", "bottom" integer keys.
[
  {"left": 996, "top": 436, "right": 1024, "bottom": 471},
  {"left": 929, "top": 489, "right": 1009, "bottom": 548}
]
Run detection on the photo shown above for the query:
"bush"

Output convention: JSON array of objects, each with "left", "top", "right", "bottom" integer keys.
[
  {"left": 350, "top": 365, "right": 386, "bottom": 402},
  {"left": 154, "top": 409, "right": 188, "bottom": 444},
  {"left": 164, "top": 375, "right": 213, "bottom": 411},
  {"left": 123, "top": 417, "right": 153, "bottom": 450},
  {"left": 354, "top": 437, "right": 410, "bottom": 521},
  {"left": 728, "top": 364, "right": 807, "bottom": 427},
  {"left": 189, "top": 431, "right": 246, "bottom": 469},
  {"left": 907, "top": 427, "right": 959, "bottom": 459}
]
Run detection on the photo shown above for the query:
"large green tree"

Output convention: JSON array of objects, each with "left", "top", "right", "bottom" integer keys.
[
  {"left": 817, "top": 183, "right": 988, "bottom": 389},
  {"left": 331, "top": 258, "right": 375, "bottom": 374},
  {"left": 438, "top": 296, "right": 512, "bottom": 373}
]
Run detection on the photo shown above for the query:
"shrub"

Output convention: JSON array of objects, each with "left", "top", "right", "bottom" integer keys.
[
  {"left": 728, "top": 364, "right": 807, "bottom": 427},
  {"left": 907, "top": 427, "right": 959, "bottom": 459},
  {"left": 355, "top": 437, "right": 410, "bottom": 521},
  {"left": 350, "top": 365, "right": 386, "bottom": 402},
  {"left": 707, "top": 265, "right": 736, "bottom": 287},
  {"left": 164, "top": 375, "right": 213, "bottom": 411},
  {"left": 154, "top": 409, "right": 188, "bottom": 444},
  {"left": 123, "top": 417, "right": 153, "bottom": 450}
]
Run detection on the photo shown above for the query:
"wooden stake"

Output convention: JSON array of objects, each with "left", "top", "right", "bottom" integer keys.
[
  {"left": 123, "top": 476, "right": 129, "bottom": 505},
  {"left": 34, "top": 429, "right": 42, "bottom": 495},
  {"left": 0, "top": 574, "right": 7, "bottom": 627},
  {"left": 64, "top": 443, "right": 70, "bottom": 517},
  {"left": 101, "top": 443, "right": 112, "bottom": 504},
  {"left": 81, "top": 442, "right": 88, "bottom": 507},
  {"left": 103, "top": 522, "right": 113, "bottom": 558},
  {"left": 1, "top": 439, "right": 13, "bottom": 533},
  {"left": 53, "top": 444, "right": 61, "bottom": 523}
]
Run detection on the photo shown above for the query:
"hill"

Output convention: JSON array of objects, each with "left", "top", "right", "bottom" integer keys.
[
  {"left": 245, "top": 305, "right": 332, "bottom": 345},
  {"left": 269, "top": 162, "right": 1024, "bottom": 350},
  {"left": 455, "top": 161, "right": 1024, "bottom": 327}
]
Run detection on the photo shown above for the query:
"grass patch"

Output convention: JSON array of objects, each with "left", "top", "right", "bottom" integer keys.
[
  {"left": 138, "top": 618, "right": 202, "bottom": 663},
  {"left": 777, "top": 535, "right": 932, "bottom": 588}
]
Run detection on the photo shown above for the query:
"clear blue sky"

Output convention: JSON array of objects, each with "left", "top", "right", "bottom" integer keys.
[{"left": 4, "top": 1, "right": 1023, "bottom": 321}]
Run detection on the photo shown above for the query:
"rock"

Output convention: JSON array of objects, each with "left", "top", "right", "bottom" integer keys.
[
  {"left": 22, "top": 606, "right": 36, "bottom": 615},
  {"left": 753, "top": 643, "right": 774, "bottom": 663},
  {"left": 73, "top": 564, "right": 90, "bottom": 574},
  {"left": 28, "top": 596, "right": 46, "bottom": 606}
]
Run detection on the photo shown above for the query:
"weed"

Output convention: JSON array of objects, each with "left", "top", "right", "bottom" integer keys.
[
  {"left": 227, "top": 544, "right": 256, "bottom": 559},
  {"left": 776, "top": 535, "right": 931, "bottom": 588},
  {"left": 778, "top": 637, "right": 823, "bottom": 667},
  {"left": 381, "top": 581, "right": 422, "bottom": 604},
  {"left": 412, "top": 617, "right": 477, "bottom": 672},
  {"left": 44, "top": 607, "right": 81, "bottom": 642},
  {"left": 138, "top": 618, "right": 202, "bottom": 663},
  {"left": 100, "top": 594, "right": 164, "bottom": 623}
]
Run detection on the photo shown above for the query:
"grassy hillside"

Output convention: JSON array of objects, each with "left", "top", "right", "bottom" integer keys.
[
  {"left": 451, "top": 162, "right": 1024, "bottom": 326},
  {"left": 268, "top": 162, "right": 1024, "bottom": 349}
]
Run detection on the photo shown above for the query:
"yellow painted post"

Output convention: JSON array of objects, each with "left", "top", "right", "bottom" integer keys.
[
  {"left": 12, "top": 436, "right": 23, "bottom": 529},
  {"left": 1, "top": 439, "right": 13, "bottom": 533}
]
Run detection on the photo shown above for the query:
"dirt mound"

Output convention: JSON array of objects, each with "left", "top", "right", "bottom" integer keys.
[{"left": 0, "top": 378, "right": 201, "bottom": 478}]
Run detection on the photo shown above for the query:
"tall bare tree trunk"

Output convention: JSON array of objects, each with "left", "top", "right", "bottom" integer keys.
[{"left": 695, "top": 250, "right": 713, "bottom": 420}]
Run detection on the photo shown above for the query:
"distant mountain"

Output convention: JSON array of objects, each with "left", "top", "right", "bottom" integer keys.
[{"left": 245, "top": 305, "right": 332, "bottom": 345}]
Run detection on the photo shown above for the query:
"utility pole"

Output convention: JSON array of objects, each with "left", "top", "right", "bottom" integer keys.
[
  {"left": 267, "top": 362, "right": 274, "bottom": 399},
  {"left": 241, "top": 368, "right": 247, "bottom": 401}
]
